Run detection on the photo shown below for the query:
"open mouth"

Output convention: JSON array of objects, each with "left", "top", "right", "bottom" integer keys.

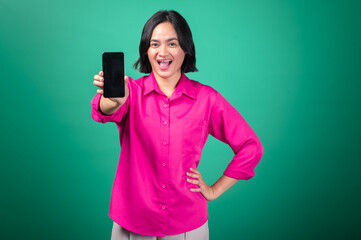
[{"left": 157, "top": 59, "right": 172, "bottom": 67}]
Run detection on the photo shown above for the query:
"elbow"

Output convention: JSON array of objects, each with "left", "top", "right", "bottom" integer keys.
[
  {"left": 91, "top": 113, "right": 102, "bottom": 123},
  {"left": 242, "top": 137, "right": 264, "bottom": 172},
  {"left": 91, "top": 107, "right": 106, "bottom": 123},
  {"left": 251, "top": 137, "right": 263, "bottom": 167},
  {"left": 240, "top": 137, "right": 263, "bottom": 162},
  {"left": 225, "top": 137, "right": 264, "bottom": 181},
  {"left": 256, "top": 137, "right": 264, "bottom": 161}
]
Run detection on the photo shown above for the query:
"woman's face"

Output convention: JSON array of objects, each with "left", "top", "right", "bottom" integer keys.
[{"left": 147, "top": 22, "right": 186, "bottom": 81}]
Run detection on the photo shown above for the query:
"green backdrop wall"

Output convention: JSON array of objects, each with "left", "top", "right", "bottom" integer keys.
[{"left": 1, "top": 0, "right": 360, "bottom": 239}]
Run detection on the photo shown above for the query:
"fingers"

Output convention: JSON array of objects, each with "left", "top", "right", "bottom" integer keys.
[
  {"left": 186, "top": 171, "right": 197, "bottom": 178},
  {"left": 124, "top": 76, "right": 129, "bottom": 86},
  {"left": 187, "top": 168, "right": 201, "bottom": 179},
  {"left": 187, "top": 169, "right": 202, "bottom": 192},
  {"left": 187, "top": 178, "right": 200, "bottom": 184},
  {"left": 94, "top": 74, "right": 104, "bottom": 82},
  {"left": 190, "top": 188, "right": 201, "bottom": 192},
  {"left": 186, "top": 168, "right": 201, "bottom": 185},
  {"left": 93, "top": 79, "right": 104, "bottom": 87},
  {"left": 94, "top": 72, "right": 128, "bottom": 96},
  {"left": 93, "top": 72, "right": 104, "bottom": 90}
]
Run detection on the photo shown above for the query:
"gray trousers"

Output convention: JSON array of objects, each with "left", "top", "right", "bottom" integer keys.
[{"left": 111, "top": 220, "right": 209, "bottom": 240}]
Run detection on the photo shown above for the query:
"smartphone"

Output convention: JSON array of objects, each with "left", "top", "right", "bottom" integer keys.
[{"left": 102, "top": 52, "right": 125, "bottom": 98}]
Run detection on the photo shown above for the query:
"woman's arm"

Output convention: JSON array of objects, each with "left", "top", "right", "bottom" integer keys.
[
  {"left": 94, "top": 71, "right": 130, "bottom": 115},
  {"left": 211, "top": 174, "right": 238, "bottom": 199},
  {"left": 208, "top": 91, "right": 263, "bottom": 180},
  {"left": 91, "top": 71, "right": 131, "bottom": 123},
  {"left": 99, "top": 95, "right": 122, "bottom": 115},
  {"left": 187, "top": 169, "right": 238, "bottom": 201}
]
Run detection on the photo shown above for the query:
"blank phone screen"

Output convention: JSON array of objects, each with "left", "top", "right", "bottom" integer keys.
[{"left": 102, "top": 52, "right": 125, "bottom": 98}]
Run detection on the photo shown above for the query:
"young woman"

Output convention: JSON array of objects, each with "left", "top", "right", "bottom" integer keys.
[{"left": 91, "top": 10, "right": 263, "bottom": 240}]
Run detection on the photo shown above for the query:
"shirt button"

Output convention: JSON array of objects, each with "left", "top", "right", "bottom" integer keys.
[
  {"left": 162, "top": 185, "right": 166, "bottom": 188},
  {"left": 163, "top": 104, "right": 168, "bottom": 108},
  {"left": 162, "top": 141, "right": 167, "bottom": 146},
  {"left": 162, "top": 163, "right": 166, "bottom": 167},
  {"left": 162, "top": 206, "right": 166, "bottom": 210},
  {"left": 163, "top": 121, "right": 168, "bottom": 126}
]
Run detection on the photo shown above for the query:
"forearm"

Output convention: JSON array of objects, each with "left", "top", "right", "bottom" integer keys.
[
  {"left": 211, "top": 174, "right": 238, "bottom": 199},
  {"left": 99, "top": 95, "right": 121, "bottom": 115}
]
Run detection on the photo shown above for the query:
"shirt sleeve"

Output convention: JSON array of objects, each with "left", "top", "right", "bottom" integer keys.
[
  {"left": 90, "top": 93, "right": 130, "bottom": 124},
  {"left": 208, "top": 91, "right": 263, "bottom": 180}
]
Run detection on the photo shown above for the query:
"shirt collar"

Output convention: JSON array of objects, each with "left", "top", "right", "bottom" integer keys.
[{"left": 143, "top": 71, "right": 196, "bottom": 100}]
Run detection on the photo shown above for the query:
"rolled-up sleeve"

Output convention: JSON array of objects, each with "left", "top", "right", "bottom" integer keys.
[
  {"left": 91, "top": 93, "right": 130, "bottom": 124},
  {"left": 208, "top": 91, "right": 263, "bottom": 180}
]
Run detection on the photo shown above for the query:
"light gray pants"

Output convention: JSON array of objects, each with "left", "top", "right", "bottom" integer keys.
[{"left": 111, "top": 220, "right": 209, "bottom": 240}]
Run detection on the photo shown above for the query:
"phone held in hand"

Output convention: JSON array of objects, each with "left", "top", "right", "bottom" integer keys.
[{"left": 102, "top": 52, "right": 125, "bottom": 98}]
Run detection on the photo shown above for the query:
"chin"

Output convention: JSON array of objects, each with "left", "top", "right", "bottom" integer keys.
[
  {"left": 157, "top": 75, "right": 171, "bottom": 80},
  {"left": 154, "top": 70, "right": 174, "bottom": 79}
]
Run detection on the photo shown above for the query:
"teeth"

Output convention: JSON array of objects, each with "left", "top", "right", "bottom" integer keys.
[{"left": 158, "top": 59, "right": 172, "bottom": 67}]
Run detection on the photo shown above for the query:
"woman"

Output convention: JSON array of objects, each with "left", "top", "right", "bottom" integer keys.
[{"left": 91, "top": 10, "right": 263, "bottom": 240}]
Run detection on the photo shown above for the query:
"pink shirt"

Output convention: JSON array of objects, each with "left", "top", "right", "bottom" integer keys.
[{"left": 91, "top": 71, "right": 263, "bottom": 237}]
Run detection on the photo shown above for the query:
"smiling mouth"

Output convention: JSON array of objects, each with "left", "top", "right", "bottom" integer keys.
[{"left": 157, "top": 60, "right": 172, "bottom": 67}]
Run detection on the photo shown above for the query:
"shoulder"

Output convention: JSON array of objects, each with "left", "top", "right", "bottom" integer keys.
[
  {"left": 126, "top": 74, "right": 148, "bottom": 91},
  {"left": 128, "top": 75, "right": 146, "bottom": 86},
  {"left": 186, "top": 76, "right": 219, "bottom": 102}
]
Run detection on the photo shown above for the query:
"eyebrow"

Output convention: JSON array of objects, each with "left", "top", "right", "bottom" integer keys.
[{"left": 150, "top": 38, "right": 178, "bottom": 42}]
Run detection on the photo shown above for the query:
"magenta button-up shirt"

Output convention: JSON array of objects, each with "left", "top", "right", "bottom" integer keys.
[{"left": 91, "top": 71, "right": 263, "bottom": 237}]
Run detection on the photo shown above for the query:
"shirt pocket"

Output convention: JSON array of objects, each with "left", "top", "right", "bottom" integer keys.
[{"left": 181, "top": 118, "right": 207, "bottom": 157}]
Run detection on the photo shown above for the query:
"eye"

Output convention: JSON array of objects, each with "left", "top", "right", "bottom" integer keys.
[
  {"left": 169, "top": 42, "right": 177, "bottom": 47},
  {"left": 151, "top": 43, "right": 159, "bottom": 47}
]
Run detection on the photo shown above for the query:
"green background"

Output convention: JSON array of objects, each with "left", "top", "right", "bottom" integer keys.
[{"left": 1, "top": 0, "right": 360, "bottom": 239}]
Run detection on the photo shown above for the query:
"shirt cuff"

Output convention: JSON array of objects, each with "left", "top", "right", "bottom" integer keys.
[
  {"left": 223, "top": 168, "right": 255, "bottom": 181},
  {"left": 91, "top": 93, "right": 129, "bottom": 123}
]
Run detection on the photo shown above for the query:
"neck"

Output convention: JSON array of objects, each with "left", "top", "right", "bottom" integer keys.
[{"left": 153, "top": 71, "right": 182, "bottom": 94}]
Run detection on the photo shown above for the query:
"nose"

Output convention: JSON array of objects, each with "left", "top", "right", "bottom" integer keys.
[{"left": 159, "top": 45, "right": 168, "bottom": 56}]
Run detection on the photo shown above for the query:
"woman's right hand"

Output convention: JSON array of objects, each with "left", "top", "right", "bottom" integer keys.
[{"left": 93, "top": 70, "right": 130, "bottom": 105}]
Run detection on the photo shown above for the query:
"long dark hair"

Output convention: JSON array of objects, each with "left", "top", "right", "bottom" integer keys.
[{"left": 133, "top": 10, "right": 198, "bottom": 73}]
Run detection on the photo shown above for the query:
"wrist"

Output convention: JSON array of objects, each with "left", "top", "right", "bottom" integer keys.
[{"left": 100, "top": 95, "right": 121, "bottom": 115}]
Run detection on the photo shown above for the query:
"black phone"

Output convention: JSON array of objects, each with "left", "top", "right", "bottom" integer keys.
[{"left": 102, "top": 52, "right": 125, "bottom": 98}]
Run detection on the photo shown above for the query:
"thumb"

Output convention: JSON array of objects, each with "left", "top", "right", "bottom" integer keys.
[{"left": 124, "top": 75, "right": 129, "bottom": 83}]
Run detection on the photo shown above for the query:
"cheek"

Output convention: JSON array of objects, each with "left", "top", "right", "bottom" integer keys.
[
  {"left": 175, "top": 50, "right": 185, "bottom": 62},
  {"left": 147, "top": 52, "right": 155, "bottom": 65},
  {"left": 147, "top": 49, "right": 155, "bottom": 58},
  {"left": 146, "top": 51, "right": 151, "bottom": 60},
  {"left": 177, "top": 54, "right": 186, "bottom": 65}
]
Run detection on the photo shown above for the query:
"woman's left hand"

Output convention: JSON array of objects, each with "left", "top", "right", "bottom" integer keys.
[{"left": 186, "top": 168, "right": 217, "bottom": 201}]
